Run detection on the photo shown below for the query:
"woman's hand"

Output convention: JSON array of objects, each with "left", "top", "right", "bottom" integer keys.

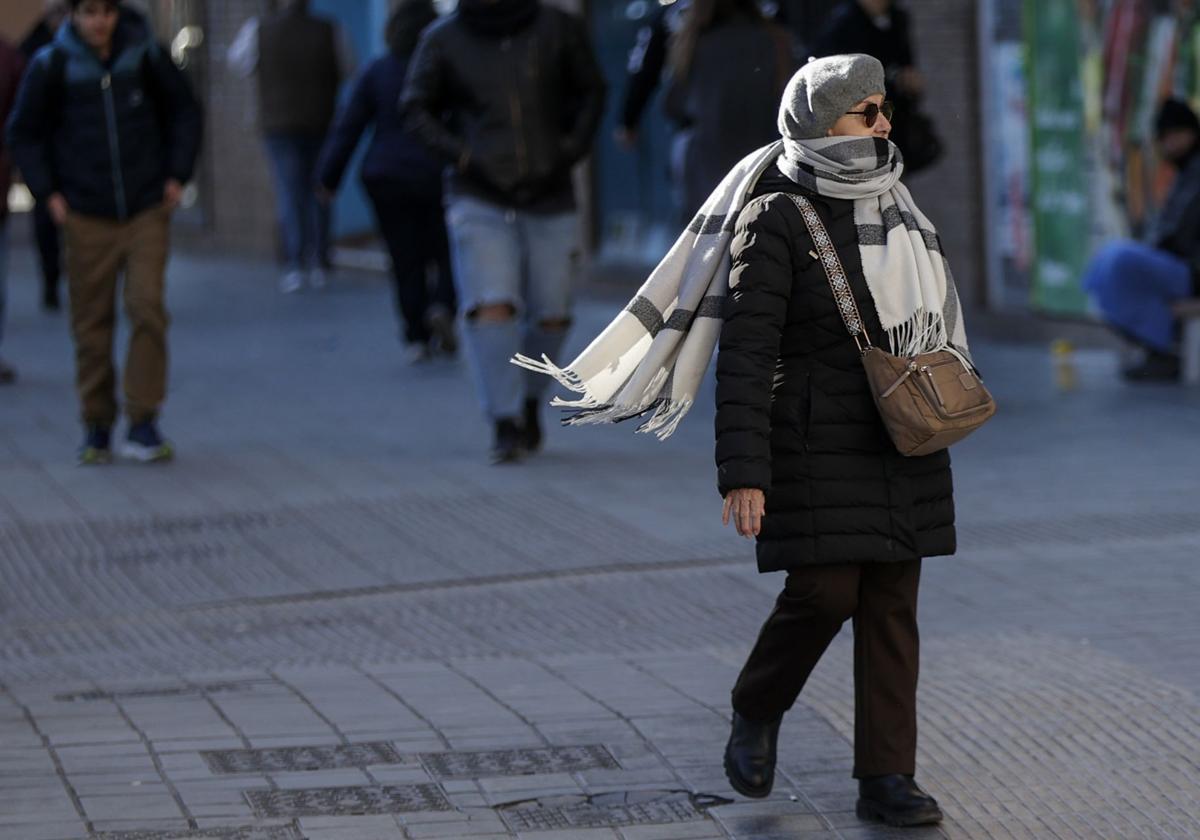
[{"left": 722, "top": 488, "right": 766, "bottom": 539}]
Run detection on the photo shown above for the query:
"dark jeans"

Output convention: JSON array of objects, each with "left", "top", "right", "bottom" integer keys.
[
  {"left": 32, "top": 200, "right": 61, "bottom": 304},
  {"left": 732, "top": 559, "right": 922, "bottom": 779},
  {"left": 364, "top": 179, "right": 455, "bottom": 345},
  {"left": 263, "top": 131, "right": 331, "bottom": 272}
]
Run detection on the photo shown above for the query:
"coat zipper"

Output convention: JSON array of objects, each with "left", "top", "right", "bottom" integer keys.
[
  {"left": 503, "top": 38, "right": 528, "bottom": 178},
  {"left": 101, "top": 73, "right": 128, "bottom": 220}
]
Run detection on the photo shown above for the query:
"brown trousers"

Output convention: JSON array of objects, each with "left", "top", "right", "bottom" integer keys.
[
  {"left": 63, "top": 206, "right": 171, "bottom": 426},
  {"left": 732, "top": 559, "right": 922, "bottom": 778}
]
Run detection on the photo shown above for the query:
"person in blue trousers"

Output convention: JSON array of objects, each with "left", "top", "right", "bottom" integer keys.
[{"left": 1084, "top": 99, "right": 1200, "bottom": 382}]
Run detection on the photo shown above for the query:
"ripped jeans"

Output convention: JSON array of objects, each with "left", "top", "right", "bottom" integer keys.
[{"left": 445, "top": 196, "right": 579, "bottom": 420}]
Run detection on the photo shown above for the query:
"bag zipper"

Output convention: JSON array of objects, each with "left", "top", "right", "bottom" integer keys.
[{"left": 880, "top": 360, "right": 918, "bottom": 399}]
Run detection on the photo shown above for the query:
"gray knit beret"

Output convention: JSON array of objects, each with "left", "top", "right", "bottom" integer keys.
[{"left": 777, "top": 54, "right": 887, "bottom": 140}]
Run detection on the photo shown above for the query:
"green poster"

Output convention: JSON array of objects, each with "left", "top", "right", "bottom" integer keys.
[{"left": 1024, "top": 0, "right": 1091, "bottom": 315}]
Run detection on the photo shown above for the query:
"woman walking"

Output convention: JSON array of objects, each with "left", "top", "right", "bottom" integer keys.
[
  {"left": 516, "top": 54, "right": 975, "bottom": 828},
  {"left": 316, "top": 0, "right": 456, "bottom": 363}
]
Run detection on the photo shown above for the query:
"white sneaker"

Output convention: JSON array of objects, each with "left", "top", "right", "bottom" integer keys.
[
  {"left": 308, "top": 267, "right": 329, "bottom": 290},
  {"left": 279, "top": 270, "right": 304, "bottom": 294}
]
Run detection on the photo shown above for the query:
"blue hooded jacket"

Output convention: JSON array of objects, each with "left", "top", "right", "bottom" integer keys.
[{"left": 6, "top": 8, "right": 202, "bottom": 221}]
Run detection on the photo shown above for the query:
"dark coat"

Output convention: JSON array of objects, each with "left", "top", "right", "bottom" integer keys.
[
  {"left": 6, "top": 8, "right": 202, "bottom": 221},
  {"left": 402, "top": 3, "right": 606, "bottom": 213},
  {"left": 257, "top": 7, "right": 340, "bottom": 135},
  {"left": 1152, "top": 151, "right": 1200, "bottom": 286},
  {"left": 664, "top": 17, "right": 791, "bottom": 219},
  {"left": 714, "top": 164, "right": 956, "bottom": 572},
  {"left": 317, "top": 51, "right": 443, "bottom": 197}
]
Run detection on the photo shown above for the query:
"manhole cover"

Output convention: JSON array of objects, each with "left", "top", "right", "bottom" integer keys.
[
  {"left": 420, "top": 744, "right": 619, "bottom": 780},
  {"left": 56, "top": 682, "right": 262, "bottom": 703},
  {"left": 243, "top": 784, "right": 452, "bottom": 818},
  {"left": 91, "top": 827, "right": 302, "bottom": 840},
  {"left": 496, "top": 790, "right": 730, "bottom": 832},
  {"left": 203, "top": 742, "right": 406, "bottom": 774}
]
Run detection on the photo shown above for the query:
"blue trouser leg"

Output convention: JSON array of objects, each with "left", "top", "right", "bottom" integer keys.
[
  {"left": 519, "top": 211, "right": 578, "bottom": 401},
  {"left": 1083, "top": 240, "right": 1192, "bottom": 352},
  {"left": 446, "top": 197, "right": 524, "bottom": 421},
  {"left": 263, "top": 133, "right": 307, "bottom": 271}
]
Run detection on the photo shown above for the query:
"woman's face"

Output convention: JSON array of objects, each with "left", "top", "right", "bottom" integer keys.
[{"left": 826, "top": 94, "right": 892, "bottom": 140}]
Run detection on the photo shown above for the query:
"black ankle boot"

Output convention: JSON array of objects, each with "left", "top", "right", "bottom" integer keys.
[
  {"left": 856, "top": 774, "right": 943, "bottom": 827},
  {"left": 522, "top": 399, "right": 543, "bottom": 453},
  {"left": 491, "top": 418, "right": 523, "bottom": 464},
  {"left": 723, "top": 711, "right": 781, "bottom": 798}
]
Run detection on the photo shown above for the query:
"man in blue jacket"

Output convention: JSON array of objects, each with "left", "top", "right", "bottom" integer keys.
[{"left": 7, "top": 0, "right": 202, "bottom": 464}]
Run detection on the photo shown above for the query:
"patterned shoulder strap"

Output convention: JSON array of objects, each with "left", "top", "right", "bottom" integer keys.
[{"left": 779, "top": 193, "right": 874, "bottom": 352}]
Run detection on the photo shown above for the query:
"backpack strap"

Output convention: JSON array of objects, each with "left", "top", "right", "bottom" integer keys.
[{"left": 778, "top": 192, "right": 875, "bottom": 353}]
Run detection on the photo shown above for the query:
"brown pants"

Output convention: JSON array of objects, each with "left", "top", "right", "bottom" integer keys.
[
  {"left": 64, "top": 206, "right": 171, "bottom": 426},
  {"left": 732, "top": 559, "right": 922, "bottom": 778}
]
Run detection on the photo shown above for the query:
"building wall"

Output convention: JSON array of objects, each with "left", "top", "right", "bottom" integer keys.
[
  {"left": 901, "top": 0, "right": 986, "bottom": 310},
  {"left": 201, "top": 0, "right": 279, "bottom": 255},
  {"left": 0, "top": 0, "right": 44, "bottom": 44}
]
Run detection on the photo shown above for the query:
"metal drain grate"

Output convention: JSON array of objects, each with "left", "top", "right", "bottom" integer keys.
[
  {"left": 243, "top": 784, "right": 452, "bottom": 818},
  {"left": 420, "top": 744, "right": 619, "bottom": 780},
  {"left": 55, "top": 681, "right": 263, "bottom": 703},
  {"left": 497, "top": 790, "right": 728, "bottom": 832},
  {"left": 91, "top": 827, "right": 303, "bottom": 840},
  {"left": 203, "top": 742, "right": 406, "bottom": 774}
]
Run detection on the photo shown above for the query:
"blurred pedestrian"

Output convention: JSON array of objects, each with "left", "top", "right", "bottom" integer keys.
[
  {"left": 18, "top": 0, "right": 68, "bottom": 312},
  {"left": 403, "top": 0, "right": 606, "bottom": 464},
  {"left": 517, "top": 54, "right": 975, "bottom": 827},
  {"left": 0, "top": 37, "right": 24, "bottom": 385},
  {"left": 316, "top": 0, "right": 456, "bottom": 365},
  {"left": 811, "top": 0, "right": 942, "bottom": 173},
  {"left": 6, "top": 0, "right": 202, "bottom": 464},
  {"left": 227, "top": 0, "right": 352, "bottom": 294},
  {"left": 663, "top": 0, "right": 794, "bottom": 219},
  {"left": 1083, "top": 98, "right": 1200, "bottom": 382},
  {"left": 614, "top": 0, "right": 691, "bottom": 149}
]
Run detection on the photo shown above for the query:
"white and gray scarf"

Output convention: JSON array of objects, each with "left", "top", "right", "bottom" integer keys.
[{"left": 513, "top": 135, "right": 970, "bottom": 440}]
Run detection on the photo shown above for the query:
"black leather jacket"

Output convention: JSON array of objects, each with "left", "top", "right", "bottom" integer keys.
[{"left": 402, "top": 5, "right": 605, "bottom": 213}]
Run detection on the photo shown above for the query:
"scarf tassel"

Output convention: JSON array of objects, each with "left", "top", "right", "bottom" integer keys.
[{"left": 559, "top": 396, "right": 695, "bottom": 441}]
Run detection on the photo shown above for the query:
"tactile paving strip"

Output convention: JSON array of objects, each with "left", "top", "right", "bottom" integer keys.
[
  {"left": 420, "top": 744, "right": 619, "bottom": 780},
  {"left": 203, "top": 742, "right": 406, "bottom": 774},
  {"left": 243, "top": 784, "right": 451, "bottom": 818},
  {"left": 497, "top": 791, "right": 720, "bottom": 832}
]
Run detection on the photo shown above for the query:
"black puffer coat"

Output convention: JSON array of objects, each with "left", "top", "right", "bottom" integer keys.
[{"left": 715, "top": 164, "right": 956, "bottom": 572}]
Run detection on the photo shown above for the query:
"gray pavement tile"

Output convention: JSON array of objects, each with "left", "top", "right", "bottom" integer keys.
[{"left": 0, "top": 822, "right": 88, "bottom": 840}]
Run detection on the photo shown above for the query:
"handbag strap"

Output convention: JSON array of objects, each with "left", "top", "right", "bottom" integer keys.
[{"left": 779, "top": 193, "right": 874, "bottom": 352}]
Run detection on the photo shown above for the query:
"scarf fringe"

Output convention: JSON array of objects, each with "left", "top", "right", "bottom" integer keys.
[
  {"left": 559, "top": 396, "right": 696, "bottom": 441},
  {"left": 511, "top": 354, "right": 590, "bottom": 397},
  {"left": 884, "top": 308, "right": 948, "bottom": 358}
]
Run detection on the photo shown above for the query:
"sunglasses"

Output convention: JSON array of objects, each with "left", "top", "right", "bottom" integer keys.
[{"left": 845, "top": 101, "right": 895, "bottom": 128}]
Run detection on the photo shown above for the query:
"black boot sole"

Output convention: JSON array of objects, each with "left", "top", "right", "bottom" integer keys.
[
  {"left": 723, "top": 750, "right": 774, "bottom": 799},
  {"left": 856, "top": 798, "right": 943, "bottom": 827}
]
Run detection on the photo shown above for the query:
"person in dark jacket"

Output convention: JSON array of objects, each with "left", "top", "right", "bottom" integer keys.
[
  {"left": 403, "top": 0, "right": 606, "bottom": 463},
  {"left": 1083, "top": 99, "right": 1200, "bottom": 382},
  {"left": 317, "top": 0, "right": 456, "bottom": 364},
  {"left": 663, "top": 0, "right": 793, "bottom": 219},
  {"left": 227, "top": 0, "right": 351, "bottom": 294},
  {"left": 717, "top": 55, "right": 958, "bottom": 827},
  {"left": 0, "top": 37, "right": 24, "bottom": 384},
  {"left": 19, "top": 0, "right": 68, "bottom": 312},
  {"left": 811, "top": 1, "right": 936, "bottom": 172},
  {"left": 6, "top": 0, "right": 202, "bottom": 464}
]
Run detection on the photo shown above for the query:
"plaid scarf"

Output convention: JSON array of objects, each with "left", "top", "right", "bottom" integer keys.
[{"left": 513, "top": 135, "right": 969, "bottom": 439}]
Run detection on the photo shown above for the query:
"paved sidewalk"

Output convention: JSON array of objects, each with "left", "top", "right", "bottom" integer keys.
[{"left": 1, "top": 242, "right": 1200, "bottom": 840}]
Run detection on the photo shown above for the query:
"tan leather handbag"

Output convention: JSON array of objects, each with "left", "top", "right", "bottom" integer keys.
[{"left": 785, "top": 193, "right": 996, "bottom": 457}]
